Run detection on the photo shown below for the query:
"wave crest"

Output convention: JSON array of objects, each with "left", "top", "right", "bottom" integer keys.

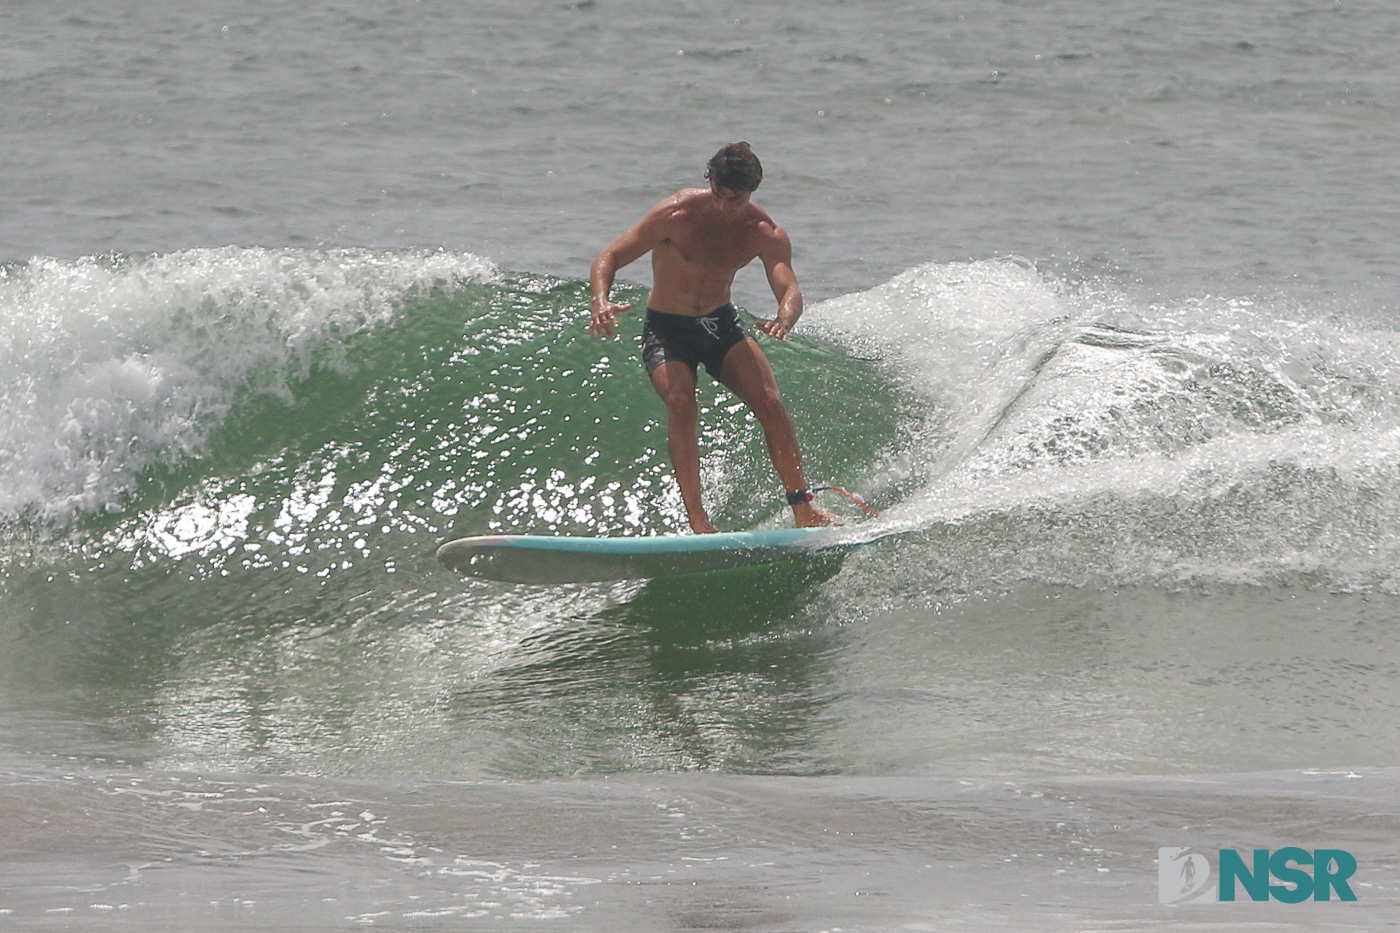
[{"left": 0, "top": 247, "right": 497, "bottom": 519}]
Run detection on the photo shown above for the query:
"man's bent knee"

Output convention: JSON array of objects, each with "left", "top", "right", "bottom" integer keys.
[
  {"left": 665, "top": 399, "right": 700, "bottom": 426},
  {"left": 650, "top": 363, "right": 698, "bottom": 405},
  {"left": 737, "top": 381, "right": 787, "bottom": 427},
  {"left": 654, "top": 382, "right": 700, "bottom": 421},
  {"left": 655, "top": 381, "right": 698, "bottom": 412}
]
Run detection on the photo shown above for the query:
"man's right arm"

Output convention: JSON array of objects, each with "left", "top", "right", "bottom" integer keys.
[
  {"left": 590, "top": 201, "right": 671, "bottom": 338},
  {"left": 589, "top": 244, "right": 633, "bottom": 339}
]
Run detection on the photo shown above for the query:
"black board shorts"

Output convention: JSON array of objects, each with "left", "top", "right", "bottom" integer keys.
[{"left": 641, "top": 304, "right": 754, "bottom": 380}]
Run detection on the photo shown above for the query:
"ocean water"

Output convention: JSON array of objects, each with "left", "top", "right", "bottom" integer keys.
[{"left": 3, "top": 1, "right": 1399, "bottom": 930}]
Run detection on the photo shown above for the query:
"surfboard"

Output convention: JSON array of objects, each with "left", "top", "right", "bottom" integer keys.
[{"left": 436, "top": 527, "right": 849, "bottom": 584}]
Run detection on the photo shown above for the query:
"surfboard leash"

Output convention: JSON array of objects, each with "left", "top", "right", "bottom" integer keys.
[{"left": 786, "top": 486, "right": 879, "bottom": 517}]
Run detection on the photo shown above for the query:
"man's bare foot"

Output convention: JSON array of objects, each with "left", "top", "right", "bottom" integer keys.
[
  {"left": 689, "top": 515, "right": 721, "bottom": 534},
  {"left": 792, "top": 503, "right": 841, "bottom": 528}
]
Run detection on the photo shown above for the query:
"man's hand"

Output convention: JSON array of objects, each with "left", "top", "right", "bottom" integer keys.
[
  {"left": 755, "top": 318, "right": 792, "bottom": 341},
  {"left": 590, "top": 299, "right": 631, "bottom": 338}
]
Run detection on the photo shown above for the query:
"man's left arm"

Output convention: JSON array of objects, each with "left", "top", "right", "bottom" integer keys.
[{"left": 756, "top": 226, "right": 803, "bottom": 341}]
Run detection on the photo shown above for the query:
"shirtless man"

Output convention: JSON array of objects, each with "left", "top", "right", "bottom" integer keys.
[{"left": 590, "top": 142, "right": 837, "bottom": 533}]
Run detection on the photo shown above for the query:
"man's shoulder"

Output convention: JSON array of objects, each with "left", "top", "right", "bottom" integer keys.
[
  {"left": 749, "top": 208, "right": 788, "bottom": 246},
  {"left": 667, "top": 188, "right": 711, "bottom": 212},
  {"left": 657, "top": 187, "right": 708, "bottom": 206},
  {"left": 644, "top": 188, "right": 707, "bottom": 223}
]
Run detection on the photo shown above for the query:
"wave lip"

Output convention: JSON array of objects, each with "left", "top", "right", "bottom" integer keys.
[{"left": 0, "top": 246, "right": 497, "bottom": 521}]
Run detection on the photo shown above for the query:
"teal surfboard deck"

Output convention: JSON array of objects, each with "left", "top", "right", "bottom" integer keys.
[{"left": 436, "top": 527, "right": 848, "bottom": 584}]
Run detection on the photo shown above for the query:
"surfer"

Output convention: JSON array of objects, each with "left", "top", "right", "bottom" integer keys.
[{"left": 590, "top": 142, "right": 839, "bottom": 534}]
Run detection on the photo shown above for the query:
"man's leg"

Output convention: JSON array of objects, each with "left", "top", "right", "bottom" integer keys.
[
  {"left": 717, "top": 339, "right": 838, "bottom": 528},
  {"left": 649, "top": 359, "right": 719, "bottom": 533}
]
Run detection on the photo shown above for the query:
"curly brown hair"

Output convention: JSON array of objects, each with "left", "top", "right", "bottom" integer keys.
[{"left": 705, "top": 142, "right": 763, "bottom": 192}]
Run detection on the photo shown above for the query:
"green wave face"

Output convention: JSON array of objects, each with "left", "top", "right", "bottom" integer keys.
[{"left": 10, "top": 250, "right": 907, "bottom": 583}]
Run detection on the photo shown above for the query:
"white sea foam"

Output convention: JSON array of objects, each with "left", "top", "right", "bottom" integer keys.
[
  {"left": 813, "top": 259, "right": 1400, "bottom": 590},
  {"left": 0, "top": 247, "right": 497, "bottom": 520}
]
